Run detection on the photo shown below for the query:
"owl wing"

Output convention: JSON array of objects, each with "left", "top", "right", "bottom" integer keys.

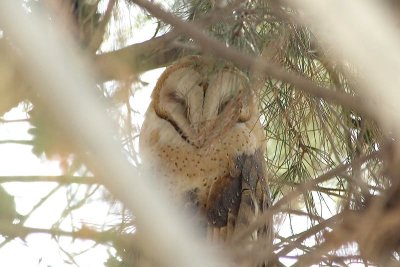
[{"left": 206, "top": 148, "right": 272, "bottom": 247}]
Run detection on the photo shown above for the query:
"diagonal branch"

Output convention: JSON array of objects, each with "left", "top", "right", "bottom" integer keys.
[
  {"left": 128, "top": 0, "right": 375, "bottom": 120},
  {"left": 88, "top": 0, "right": 117, "bottom": 53},
  {"left": 233, "top": 148, "right": 383, "bottom": 242}
]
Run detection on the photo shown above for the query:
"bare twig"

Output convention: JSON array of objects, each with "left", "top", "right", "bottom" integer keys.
[
  {"left": 0, "top": 222, "right": 129, "bottom": 245},
  {"left": 0, "top": 185, "right": 62, "bottom": 249},
  {"left": 233, "top": 149, "right": 383, "bottom": 242},
  {"left": 0, "top": 175, "right": 97, "bottom": 184},
  {"left": 277, "top": 214, "right": 342, "bottom": 258},
  {"left": 0, "top": 118, "right": 29, "bottom": 123},
  {"left": 0, "top": 140, "right": 33, "bottom": 145}
]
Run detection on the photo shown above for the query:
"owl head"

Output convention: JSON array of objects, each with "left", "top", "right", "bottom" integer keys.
[{"left": 151, "top": 56, "right": 255, "bottom": 148}]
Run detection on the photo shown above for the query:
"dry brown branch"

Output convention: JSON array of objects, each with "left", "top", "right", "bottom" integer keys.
[
  {"left": 95, "top": 0, "right": 245, "bottom": 81},
  {"left": 95, "top": 32, "right": 184, "bottom": 81},
  {"left": 129, "top": 0, "right": 374, "bottom": 120},
  {"left": 277, "top": 214, "right": 342, "bottom": 258},
  {"left": 273, "top": 152, "right": 377, "bottom": 208}
]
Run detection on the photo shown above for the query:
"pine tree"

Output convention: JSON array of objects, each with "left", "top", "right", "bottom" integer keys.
[{"left": 0, "top": 0, "right": 399, "bottom": 266}]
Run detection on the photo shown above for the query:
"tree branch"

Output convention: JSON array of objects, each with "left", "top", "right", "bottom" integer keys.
[
  {"left": 94, "top": 0, "right": 248, "bottom": 81},
  {"left": 232, "top": 148, "right": 383, "bottom": 242},
  {"left": 0, "top": 175, "right": 97, "bottom": 184},
  {"left": 0, "top": 140, "right": 33, "bottom": 145},
  {"left": 128, "top": 0, "right": 376, "bottom": 120},
  {"left": 95, "top": 32, "right": 184, "bottom": 81},
  {"left": 0, "top": 222, "right": 133, "bottom": 246},
  {"left": 88, "top": 0, "right": 117, "bottom": 53},
  {"left": 0, "top": 118, "right": 29, "bottom": 123}
]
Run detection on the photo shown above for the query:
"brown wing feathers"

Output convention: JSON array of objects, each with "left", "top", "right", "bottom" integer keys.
[{"left": 206, "top": 149, "right": 271, "bottom": 240}]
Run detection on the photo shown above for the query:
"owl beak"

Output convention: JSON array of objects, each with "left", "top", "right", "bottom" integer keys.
[
  {"left": 195, "top": 119, "right": 227, "bottom": 148},
  {"left": 190, "top": 97, "right": 242, "bottom": 148},
  {"left": 191, "top": 121, "right": 208, "bottom": 148},
  {"left": 203, "top": 99, "right": 242, "bottom": 147}
]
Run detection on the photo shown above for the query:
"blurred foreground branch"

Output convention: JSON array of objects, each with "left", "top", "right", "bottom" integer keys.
[{"left": 0, "top": 1, "right": 225, "bottom": 266}]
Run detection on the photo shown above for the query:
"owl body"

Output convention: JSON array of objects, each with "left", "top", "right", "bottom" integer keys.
[
  {"left": 141, "top": 108, "right": 264, "bottom": 208},
  {"left": 140, "top": 56, "right": 269, "bottom": 240}
]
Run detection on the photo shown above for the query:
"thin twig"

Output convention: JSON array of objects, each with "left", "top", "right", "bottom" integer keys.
[
  {"left": 0, "top": 118, "right": 29, "bottom": 123},
  {"left": 233, "top": 149, "right": 382, "bottom": 242},
  {"left": 0, "top": 175, "right": 97, "bottom": 184},
  {"left": 0, "top": 140, "right": 33, "bottom": 145},
  {"left": 0, "top": 222, "right": 129, "bottom": 245}
]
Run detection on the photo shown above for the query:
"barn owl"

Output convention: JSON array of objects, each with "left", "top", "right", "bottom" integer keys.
[{"left": 140, "top": 56, "right": 271, "bottom": 252}]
